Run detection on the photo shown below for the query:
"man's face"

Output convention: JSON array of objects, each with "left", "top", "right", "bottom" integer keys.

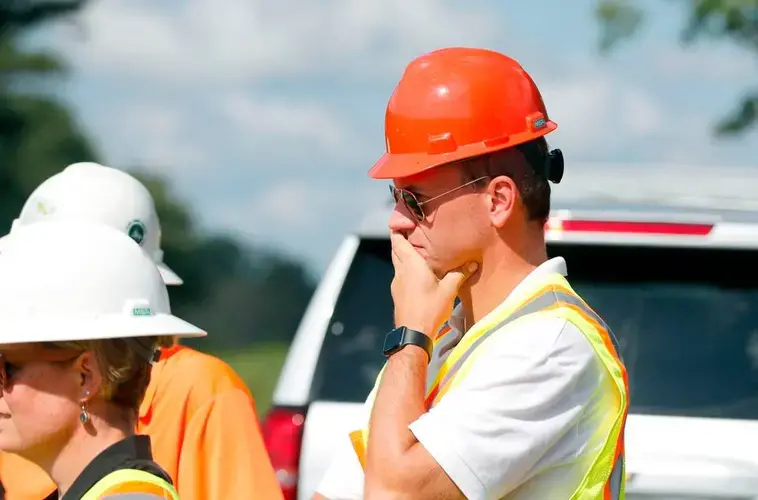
[{"left": 388, "top": 165, "right": 490, "bottom": 277}]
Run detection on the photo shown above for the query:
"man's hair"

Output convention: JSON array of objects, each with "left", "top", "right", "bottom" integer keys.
[{"left": 455, "top": 137, "right": 551, "bottom": 223}]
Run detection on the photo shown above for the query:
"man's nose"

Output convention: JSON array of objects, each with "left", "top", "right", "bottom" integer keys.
[{"left": 388, "top": 199, "right": 418, "bottom": 233}]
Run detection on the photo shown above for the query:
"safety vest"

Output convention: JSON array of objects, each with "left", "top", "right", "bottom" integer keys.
[
  {"left": 350, "top": 271, "right": 629, "bottom": 499},
  {"left": 81, "top": 468, "right": 179, "bottom": 499}
]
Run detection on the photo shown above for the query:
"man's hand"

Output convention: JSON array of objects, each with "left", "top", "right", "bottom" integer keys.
[{"left": 390, "top": 231, "right": 477, "bottom": 335}]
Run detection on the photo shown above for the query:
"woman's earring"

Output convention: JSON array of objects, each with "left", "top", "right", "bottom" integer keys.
[{"left": 80, "top": 390, "right": 90, "bottom": 425}]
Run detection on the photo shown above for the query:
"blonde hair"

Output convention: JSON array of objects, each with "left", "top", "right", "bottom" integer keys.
[
  {"left": 46, "top": 337, "right": 158, "bottom": 414},
  {"left": 156, "top": 335, "right": 178, "bottom": 348}
]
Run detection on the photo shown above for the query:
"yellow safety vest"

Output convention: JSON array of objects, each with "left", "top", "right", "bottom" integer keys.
[
  {"left": 350, "top": 271, "right": 629, "bottom": 499},
  {"left": 81, "top": 468, "right": 179, "bottom": 499}
]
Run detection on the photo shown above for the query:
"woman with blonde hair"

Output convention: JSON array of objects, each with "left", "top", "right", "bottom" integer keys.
[{"left": 0, "top": 220, "right": 206, "bottom": 499}]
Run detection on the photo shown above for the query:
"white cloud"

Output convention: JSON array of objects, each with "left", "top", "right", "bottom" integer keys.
[
  {"left": 250, "top": 181, "right": 314, "bottom": 227},
  {"left": 206, "top": 176, "right": 386, "bottom": 268},
  {"left": 56, "top": 0, "right": 499, "bottom": 83},
  {"left": 540, "top": 73, "right": 665, "bottom": 156},
  {"left": 651, "top": 44, "right": 756, "bottom": 81},
  {"left": 540, "top": 77, "right": 613, "bottom": 152},
  {"left": 539, "top": 71, "right": 758, "bottom": 169},
  {"left": 122, "top": 106, "right": 193, "bottom": 167},
  {"left": 82, "top": 102, "right": 210, "bottom": 176},
  {"left": 219, "top": 94, "right": 348, "bottom": 151},
  {"left": 621, "top": 87, "right": 663, "bottom": 135},
  {"left": 236, "top": 178, "right": 383, "bottom": 231}
]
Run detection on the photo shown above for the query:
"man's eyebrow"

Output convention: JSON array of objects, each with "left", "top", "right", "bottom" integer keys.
[{"left": 401, "top": 184, "right": 428, "bottom": 195}]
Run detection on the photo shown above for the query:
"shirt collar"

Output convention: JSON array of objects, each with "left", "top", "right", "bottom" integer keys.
[
  {"left": 449, "top": 257, "right": 568, "bottom": 329},
  {"left": 508, "top": 256, "right": 567, "bottom": 299}
]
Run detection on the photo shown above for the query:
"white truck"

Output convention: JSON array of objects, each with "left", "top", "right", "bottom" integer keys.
[{"left": 262, "top": 164, "right": 758, "bottom": 500}]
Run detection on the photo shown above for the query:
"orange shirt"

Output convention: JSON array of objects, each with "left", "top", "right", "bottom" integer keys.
[
  {"left": 0, "top": 345, "right": 283, "bottom": 500},
  {"left": 0, "top": 453, "right": 51, "bottom": 500}
]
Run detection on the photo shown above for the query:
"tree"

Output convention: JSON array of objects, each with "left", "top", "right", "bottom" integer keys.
[
  {"left": 596, "top": 0, "right": 758, "bottom": 136},
  {"left": 0, "top": 1, "right": 87, "bottom": 31}
]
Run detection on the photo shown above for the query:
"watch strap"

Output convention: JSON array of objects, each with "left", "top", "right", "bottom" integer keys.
[{"left": 384, "top": 326, "right": 433, "bottom": 362}]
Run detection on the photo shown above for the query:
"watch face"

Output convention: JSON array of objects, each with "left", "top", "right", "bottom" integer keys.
[{"left": 383, "top": 327, "right": 405, "bottom": 355}]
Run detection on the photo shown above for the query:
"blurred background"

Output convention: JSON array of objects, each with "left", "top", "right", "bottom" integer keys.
[{"left": 1, "top": 0, "right": 756, "bottom": 418}]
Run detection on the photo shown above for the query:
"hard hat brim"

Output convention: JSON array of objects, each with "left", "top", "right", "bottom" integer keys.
[
  {"left": 369, "top": 149, "right": 478, "bottom": 180},
  {"left": 158, "top": 262, "right": 184, "bottom": 286},
  {"left": 369, "top": 121, "right": 557, "bottom": 180},
  {"left": 0, "top": 312, "right": 206, "bottom": 345}
]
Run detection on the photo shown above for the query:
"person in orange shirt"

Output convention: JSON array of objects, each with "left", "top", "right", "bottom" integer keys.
[{"left": 0, "top": 162, "right": 283, "bottom": 500}]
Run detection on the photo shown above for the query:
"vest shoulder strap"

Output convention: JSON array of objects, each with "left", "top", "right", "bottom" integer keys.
[{"left": 82, "top": 469, "right": 179, "bottom": 500}]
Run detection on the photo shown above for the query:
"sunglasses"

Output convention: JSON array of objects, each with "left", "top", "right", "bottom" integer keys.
[
  {"left": 389, "top": 176, "right": 489, "bottom": 222},
  {"left": 0, "top": 349, "right": 82, "bottom": 397}
]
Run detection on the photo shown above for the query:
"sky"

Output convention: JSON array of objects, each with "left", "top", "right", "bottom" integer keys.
[{"left": 26, "top": 0, "right": 758, "bottom": 275}]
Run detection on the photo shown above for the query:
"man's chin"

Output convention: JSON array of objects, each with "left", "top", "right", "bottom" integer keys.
[{"left": 412, "top": 249, "right": 458, "bottom": 278}]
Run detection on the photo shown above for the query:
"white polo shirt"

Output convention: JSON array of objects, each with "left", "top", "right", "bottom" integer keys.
[{"left": 317, "top": 257, "right": 610, "bottom": 499}]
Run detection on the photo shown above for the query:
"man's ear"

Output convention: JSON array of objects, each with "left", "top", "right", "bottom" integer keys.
[
  {"left": 75, "top": 351, "right": 103, "bottom": 402},
  {"left": 487, "top": 175, "right": 518, "bottom": 228}
]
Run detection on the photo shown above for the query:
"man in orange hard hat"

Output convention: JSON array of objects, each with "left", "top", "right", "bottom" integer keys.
[
  {"left": 0, "top": 163, "right": 284, "bottom": 500},
  {"left": 315, "top": 47, "right": 628, "bottom": 499}
]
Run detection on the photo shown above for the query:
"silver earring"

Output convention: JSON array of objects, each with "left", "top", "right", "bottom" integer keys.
[{"left": 80, "top": 390, "right": 90, "bottom": 425}]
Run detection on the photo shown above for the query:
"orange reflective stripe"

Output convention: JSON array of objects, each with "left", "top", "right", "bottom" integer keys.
[
  {"left": 604, "top": 432, "right": 625, "bottom": 500},
  {"left": 562, "top": 301, "right": 629, "bottom": 390},
  {"left": 349, "top": 429, "right": 367, "bottom": 470},
  {"left": 434, "top": 324, "right": 451, "bottom": 340},
  {"left": 424, "top": 384, "right": 440, "bottom": 408}
]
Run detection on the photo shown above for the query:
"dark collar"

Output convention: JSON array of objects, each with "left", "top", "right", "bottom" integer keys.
[{"left": 47, "top": 435, "right": 155, "bottom": 500}]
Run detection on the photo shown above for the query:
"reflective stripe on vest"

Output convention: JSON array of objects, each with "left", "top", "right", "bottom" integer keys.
[
  {"left": 81, "top": 469, "right": 179, "bottom": 500},
  {"left": 349, "top": 272, "right": 629, "bottom": 499}
]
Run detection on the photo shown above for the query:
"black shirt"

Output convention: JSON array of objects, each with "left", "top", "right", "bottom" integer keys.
[{"left": 41, "top": 435, "right": 173, "bottom": 500}]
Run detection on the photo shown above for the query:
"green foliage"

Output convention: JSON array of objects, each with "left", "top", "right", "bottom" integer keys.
[
  {"left": 595, "top": 0, "right": 758, "bottom": 136},
  {"left": 214, "top": 342, "right": 290, "bottom": 417},
  {"left": 596, "top": 0, "right": 644, "bottom": 53},
  {"left": 0, "top": 0, "right": 87, "bottom": 33}
]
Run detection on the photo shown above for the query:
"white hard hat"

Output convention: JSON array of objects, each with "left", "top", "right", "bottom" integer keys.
[
  {"left": 0, "top": 162, "right": 183, "bottom": 285},
  {"left": 0, "top": 219, "right": 206, "bottom": 345}
]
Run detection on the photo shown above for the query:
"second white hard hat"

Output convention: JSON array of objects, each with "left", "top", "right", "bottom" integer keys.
[
  {"left": 0, "top": 162, "right": 183, "bottom": 285},
  {"left": 0, "top": 219, "right": 205, "bottom": 345}
]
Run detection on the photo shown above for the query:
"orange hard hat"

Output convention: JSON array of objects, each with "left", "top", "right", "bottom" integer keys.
[{"left": 369, "top": 47, "right": 558, "bottom": 180}]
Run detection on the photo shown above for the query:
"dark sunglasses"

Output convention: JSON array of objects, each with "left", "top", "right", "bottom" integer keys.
[
  {"left": 0, "top": 349, "right": 82, "bottom": 397},
  {"left": 389, "top": 176, "right": 489, "bottom": 222}
]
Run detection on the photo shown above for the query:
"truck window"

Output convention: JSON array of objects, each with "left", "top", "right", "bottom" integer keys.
[{"left": 309, "top": 237, "right": 758, "bottom": 420}]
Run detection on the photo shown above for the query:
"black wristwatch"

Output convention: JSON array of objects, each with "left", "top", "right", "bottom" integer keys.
[{"left": 382, "top": 326, "right": 433, "bottom": 363}]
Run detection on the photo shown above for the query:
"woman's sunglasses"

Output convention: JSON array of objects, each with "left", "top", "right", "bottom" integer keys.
[
  {"left": 0, "top": 349, "right": 82, "bottom": 397},
  {"left": 389, "top": 176, "right": 489, "bottom": 222}
]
